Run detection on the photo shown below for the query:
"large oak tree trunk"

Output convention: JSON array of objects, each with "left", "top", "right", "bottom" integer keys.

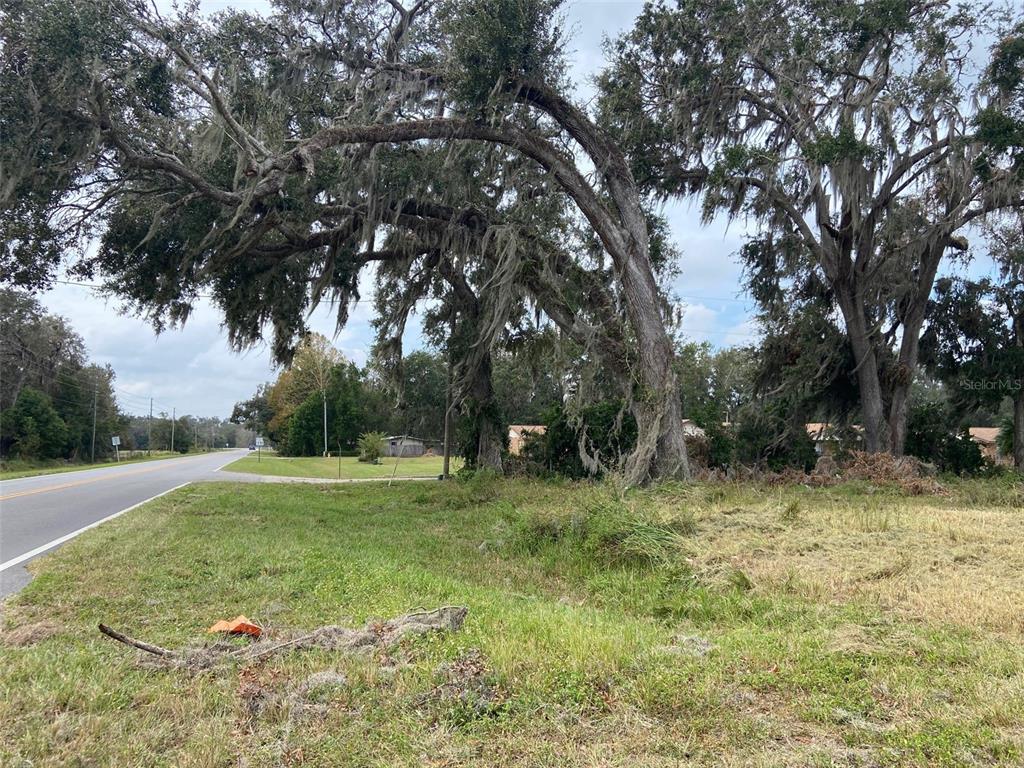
[
  {"left": 618, "top": 241, "right": 690, "bottom": 485},
  {"left": 836, "top": 286, "right": 891, "bottom": 453},
  {"left": 469, "top": 352, "right": 503, "bottom": 473}
]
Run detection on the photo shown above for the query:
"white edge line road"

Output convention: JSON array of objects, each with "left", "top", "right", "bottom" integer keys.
[
  {"left": 213, "top": 454, "right": 245, "bottom": 472},
  {"left": 0, "top": 481, "right": 191, "bottom": 573}
]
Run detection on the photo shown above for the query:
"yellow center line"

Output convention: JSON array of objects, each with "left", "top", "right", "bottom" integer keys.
[{"left": 0, "top": 455, "right": 212, "bottom": 501}]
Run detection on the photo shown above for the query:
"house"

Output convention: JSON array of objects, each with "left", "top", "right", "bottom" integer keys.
[
  {"left": 381, "top": 435, "right": 426, "bottom": 458},
  {"left": 806, "top": 423, "right": 863, "bottom": 456},
  {"left": 968, "top": 427, "right": 1006, "bottom": 463},
  {"left": 681, "top": 419, "right": 706, "bottom": 439},
  {"left": 508, "top": 425, "right": 545, "bottom": 455}
]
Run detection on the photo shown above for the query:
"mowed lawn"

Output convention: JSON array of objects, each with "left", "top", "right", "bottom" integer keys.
[
  {"left": 1, "top": 477, "right": 1022, "bottom": 766},
  {"left": 224, "top": 453, "right": 459, "bottom": 479}
]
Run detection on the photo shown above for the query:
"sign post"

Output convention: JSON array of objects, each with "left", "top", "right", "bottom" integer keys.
[
  {"left": 255, "top": 436, "right": 264, "bottom": 462},
  {"left": 111, "top": 435, "right": 121, "bottom": 462}
]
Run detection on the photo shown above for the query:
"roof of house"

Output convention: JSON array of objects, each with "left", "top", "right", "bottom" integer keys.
[
  {"left": 681, "top": 419, "right": 706, "bottom": 438},
  {"left": 968, "top": 427, "right": 1000, "bottom": 445},
  {"left": 806, "top": 422, "right": 834, "bottom": 440},
  {"left": 509, "top": 425, "right": 546, "bottom": 438},
  {"left": 806, "top": 423, "right": 863, "bottom": 440},
  {"left": 383, "top": 435, "right": 424, "bottom": 442}
]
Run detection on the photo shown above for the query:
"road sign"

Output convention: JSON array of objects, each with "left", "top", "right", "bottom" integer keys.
[
  {"left": 111, "top": 435, "right": 121, "bottom": 446},
  {"left": 255, "top": 437, "right": 265, "bottom": 447}
]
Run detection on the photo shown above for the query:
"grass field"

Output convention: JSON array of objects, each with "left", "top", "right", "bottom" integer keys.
[
  {"left": 1, "top": 476, "right": 1022, "bottom": 766},
  {"left": 224, "top": 453, "right": 459, "bottom": 479},
  {"left": 0, "top": 451, "right": 207, "bottom": 481}
]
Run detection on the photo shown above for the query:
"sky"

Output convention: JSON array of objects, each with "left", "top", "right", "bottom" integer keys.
[{"left": 31, "top": 0, "right": 995, "bottom": 418}]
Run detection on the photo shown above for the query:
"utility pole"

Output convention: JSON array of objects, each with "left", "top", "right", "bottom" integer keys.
[
  {"left": 148, "top": 397, "right": 153, "bottom": 456},
  {"left": 90, "top": 386, "right": 98, "bottom": 464},
  {"left": 170, "top": 407, "right": 176, "bottom": 453}
]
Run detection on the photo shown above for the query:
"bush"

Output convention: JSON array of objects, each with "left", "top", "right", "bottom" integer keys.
[
  {"left": 940, "top": 430, "right": 986, "bottom": 476},
  {"left": 733, "top": 409, "right": 817, "bottom": 472},
  {"left": 906, "top": 401, "right": 986, "bottom": 475},
  {"left": 357, "top": 431, "right": 386, "bottom": 464},
  {"left": 524, "top": 401, "right": 637, "bottom": 479},
  {"left": 905, "top": 400, "right": 948, "bottom": 465},
  {"left": 703, "top": 422, "right": 736, "bottom": 469}
]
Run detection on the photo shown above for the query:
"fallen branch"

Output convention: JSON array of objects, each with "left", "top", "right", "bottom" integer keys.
[
  {"left": 98, "top": 623, "right": 174, "bottom": 657},
  {"left": 97, "top": 606, "right": 469, "bottom": 669}
]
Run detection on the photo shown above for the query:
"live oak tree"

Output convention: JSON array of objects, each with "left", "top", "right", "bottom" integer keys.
[
  {"left": 601, "top": 0, "right": 1024, "bottom": 455},
  {"left": 0, "top": 0, "right": 691, "bottom": 483}
]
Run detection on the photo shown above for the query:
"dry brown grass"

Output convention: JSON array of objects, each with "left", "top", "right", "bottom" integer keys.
[{"left": 686, "top": 487, "right": 1024, "bottom": 635}]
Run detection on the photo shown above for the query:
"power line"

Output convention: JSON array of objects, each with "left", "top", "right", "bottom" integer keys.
[
  {"left": 5, "top": 337, "right": 171, "bottom": 408},
  {"left": 5, "top": 343, "right": 177, "bottom": 415}
]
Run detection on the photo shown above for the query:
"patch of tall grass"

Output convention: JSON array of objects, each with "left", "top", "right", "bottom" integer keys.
[{"left": 510, "top": 486, "right": 695, "bottom": 567}]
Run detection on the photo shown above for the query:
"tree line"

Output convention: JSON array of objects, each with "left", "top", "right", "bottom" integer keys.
[
  {"left": 1, "top": 0, "right": 1021, "bottom": 479},
  {"left": 230, "top": 333, "right": 562, "bottom": 458},
  {"left": 238, "top": 325, "right": 1017, "bottom": 475},
  {"left": 0, "top": 289, "right": 250, "bottom": 464}
]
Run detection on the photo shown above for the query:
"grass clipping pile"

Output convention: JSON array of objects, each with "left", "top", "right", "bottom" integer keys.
[{"left": 97, "top": 606, "right": 468, "bottom": 671}]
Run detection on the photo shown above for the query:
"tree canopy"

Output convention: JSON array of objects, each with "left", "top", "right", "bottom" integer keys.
[
  {"left": 0, "top": 0, "right": 695, "bottom": 484},
  {"left": 601, "top": 0, "right": 1024, "bottom": 455}
]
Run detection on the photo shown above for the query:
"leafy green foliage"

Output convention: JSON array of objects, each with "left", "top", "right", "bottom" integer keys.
[
  {"left": 0, "top": 289, "right": 126, "bottom": 461},
  {"left": 997, "top": 416, "right": 1015, "bottom": 458},
  {"left": 905, "top": 400, "right": 986, "bottom": 476},
  {"left": 0, "top": 387, "right": 68, "bottom": 459},
  {"left": 921, "top": 227, "right": 1023, "bottom": 468},
  {"left": 523, "top": 401, "right": 637, "bottom": 479},
  {"left": 732, "top": 407, "right": 817, "bottom": 472},
  {"left": 438, "top": 0, "right": 565, "bottom": 106},
  {"left": 357, "top": 431, "right": 386, "bottom": 464}
]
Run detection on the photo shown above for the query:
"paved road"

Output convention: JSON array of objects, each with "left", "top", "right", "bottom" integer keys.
[{"left": 0, "top": 450, "right": 246, "bottom": 597}]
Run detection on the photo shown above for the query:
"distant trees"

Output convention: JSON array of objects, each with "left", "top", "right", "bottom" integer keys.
[
  {"left": 0, "top": 289, "right": 122, "bottom": 462},
  {"left": 230, "top": 385, "right": 273, "bottom": 436},
  {"left": 0, "top": 388, "right": 68, "bottom": 459}
]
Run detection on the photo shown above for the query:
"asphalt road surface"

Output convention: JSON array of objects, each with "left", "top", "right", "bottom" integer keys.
[{"left": 0, "top": 450, "right": 246, "bottom": 597}]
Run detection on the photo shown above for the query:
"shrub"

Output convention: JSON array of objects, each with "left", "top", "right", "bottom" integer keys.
[
  {"left": 906, "top": 401, "right": 986, "bottom": 475},
  {"left": 733, "top": 409, "right": 817, "bottom": 472},
  {"left": 512, "top": 488, "right": 693, "bottom": 567},
  {"left": 524, "top": 401, "right": 637, "bottom": 479},
  {"left": 357, "top": 431, "right": 386, "bottom": 464},
  {"left": 703, "top": 422, "right": 736, "bottom": 469}
]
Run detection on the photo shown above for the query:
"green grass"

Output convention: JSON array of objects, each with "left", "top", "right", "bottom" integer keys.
[
  {"left": 224, "top": 453, "right": 460, "bottom": 479},
  {"left": 0, "top": 451, "right": 207, "bottom": 481},
  {"left": 1, "top": 477, "right": 1022, "bottom": 766}
]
